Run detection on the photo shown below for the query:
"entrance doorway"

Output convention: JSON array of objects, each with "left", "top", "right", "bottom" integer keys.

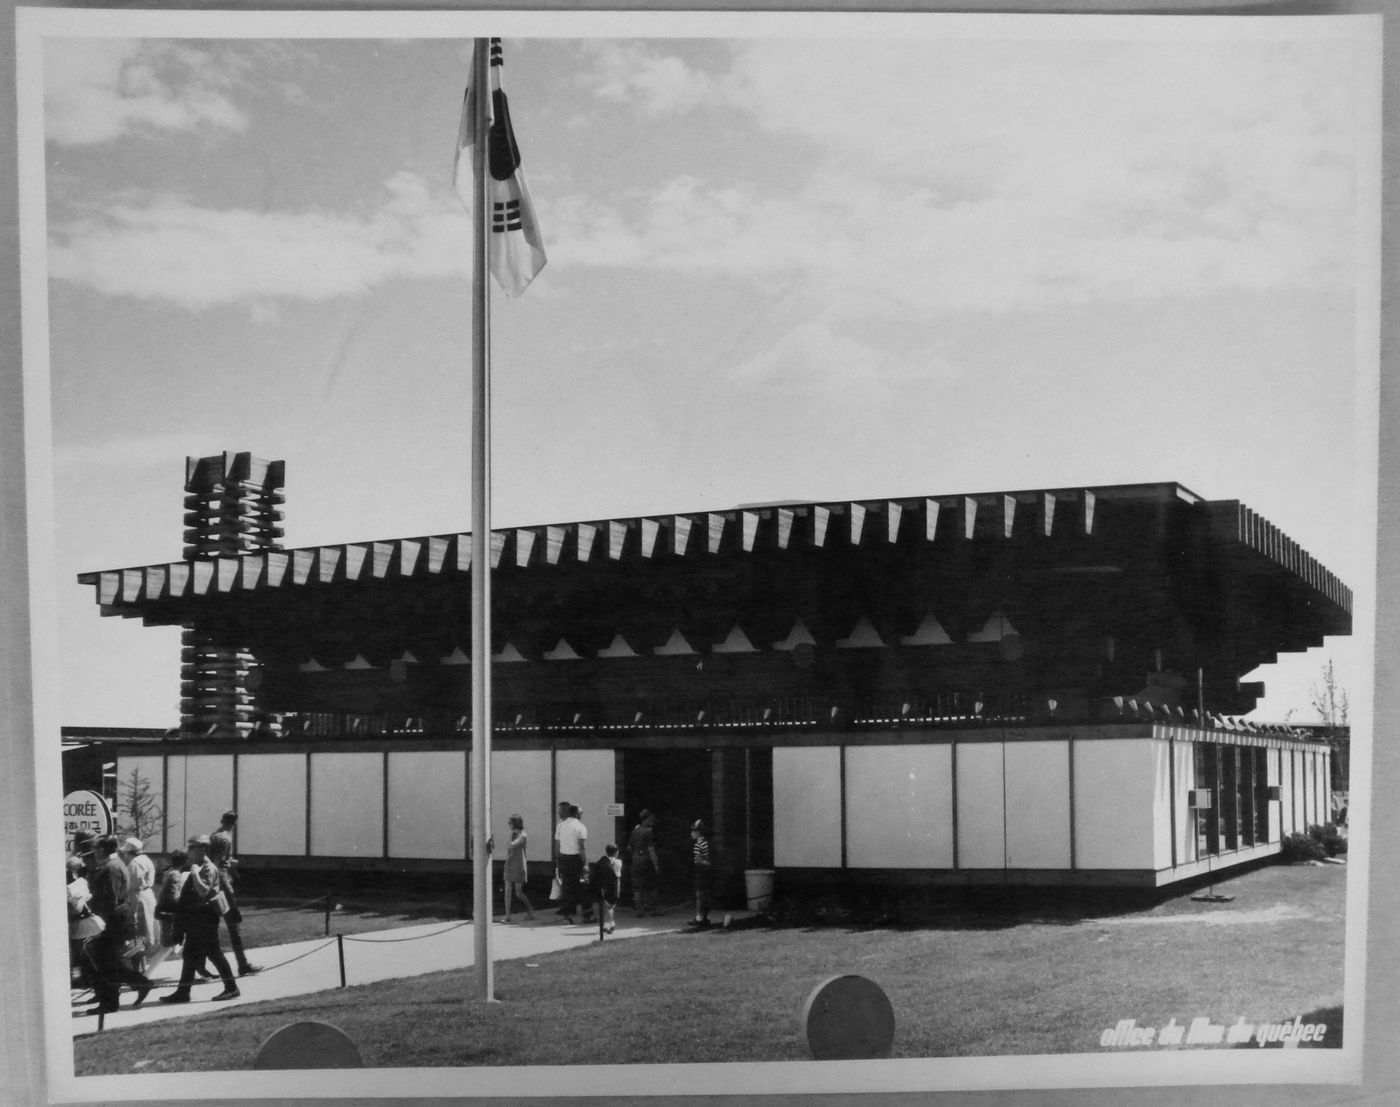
[{"left": 620, "top": 748, "right": 713, "bottom": 899}]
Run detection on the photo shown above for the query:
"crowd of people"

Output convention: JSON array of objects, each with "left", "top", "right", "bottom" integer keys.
[
  {"left": 65, "top": 809, "right": 261, "bottom": 1015},
  {"left": 65, "top": 801, "right": 723, "bottom": 1014},
  {"left": 509, "top": 802, "right": 715, "bottom": 930}
]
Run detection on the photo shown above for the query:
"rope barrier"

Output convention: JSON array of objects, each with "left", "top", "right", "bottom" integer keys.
[
  {"left": 330, "top": 896, "right": 465, "bottom": 915},
  {"left": 250, "top": 892, "right": 339, "bottom": 915},
  {"left": 78, "top": 916, "right": 469, "bottom": 1008},
  {"left": 73, "top": 904, "right": 553, "bottom": 1019},
  {"left": 341, "top": 921, "right": 471, "bottom": 944},
  {"left": 78, "top": 934, "right": 343, "bottom": 1005},
  {"left": 251, "top": 936, "right": 341, "bottom": 972}
]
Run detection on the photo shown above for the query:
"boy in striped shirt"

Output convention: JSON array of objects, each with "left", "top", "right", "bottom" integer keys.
[{"left": 689, "top": 820, "right": 712, "bottom": 929}]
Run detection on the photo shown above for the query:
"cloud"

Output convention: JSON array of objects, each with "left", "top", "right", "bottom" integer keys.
[
  {"left": 48, "top": 172, "right": 471, "bottom": 308},
  {"left": 558, "top": 36, "right": 1364, "bottom": 311},
  {"left": 46, "top": 33, "right": 1367, "bottom": 340},
  {"left": 728, "top": 317, "right": 963, "bottom": 402},
  {"left": 550, "top": 33, "right": 1367, "bottom": 401},
  {"left": 581, "top": 42, "right": 723, "bottom": 117},
  {"left": 44, "top": 39, "right": 251, "bottom": 146}
]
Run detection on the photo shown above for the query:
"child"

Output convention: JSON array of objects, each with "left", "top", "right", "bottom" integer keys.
[
  {"left": 592, "top": 844, "right": 622, "bottom": 934},
  {"left": 689, "top": 820, "right": 712, "bottom": 928}
]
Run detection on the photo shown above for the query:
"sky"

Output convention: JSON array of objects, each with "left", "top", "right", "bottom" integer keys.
[{"left": 23, "top": 11, "right": 1381, "bottom": 731}]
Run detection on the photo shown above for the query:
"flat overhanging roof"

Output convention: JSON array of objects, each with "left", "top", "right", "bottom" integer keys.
[{"left": 77, "top": 480, "right": 1350, "bottom": 626}]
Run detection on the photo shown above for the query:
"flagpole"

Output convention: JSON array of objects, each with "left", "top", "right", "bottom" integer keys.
[{"left": 469, "top": 34, "right": 495, "bottom": 1003}]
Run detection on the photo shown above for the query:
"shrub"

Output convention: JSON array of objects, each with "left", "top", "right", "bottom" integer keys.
[
  {"left": 1308, "top": 823, "right": 1348, "bottom": 858},
  {"left": 1280, "top": 832, "right": 1327, "bottom": 863}
]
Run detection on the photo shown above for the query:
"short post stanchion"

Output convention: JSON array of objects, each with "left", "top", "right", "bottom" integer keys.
[
  {"left": 337, "top": 934, "right": 346, "bottom": 988},
  {"left": 324, "top": 893, "right": 333, "bottom": 937},
  {"left": 97, "top": 1011, "right": 105, "bottom": 1033}
]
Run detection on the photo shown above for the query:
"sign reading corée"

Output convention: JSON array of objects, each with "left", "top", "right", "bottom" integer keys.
[{"left": 63, "top": 789, "right": 113, "bottom": 854}]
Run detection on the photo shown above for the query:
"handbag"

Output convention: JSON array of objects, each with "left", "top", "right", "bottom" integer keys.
[
  {"left": 210, "top": 890, "right": 230, "bottom": 916},
  {"left": 155, "top": 876, "right": 180, "bottom": 918},
  {"left": 549, "top": 875, "right": 562, "bottom": 901},
  {"left": 72, "top": 913, "right": 105, "bottom": 940}
]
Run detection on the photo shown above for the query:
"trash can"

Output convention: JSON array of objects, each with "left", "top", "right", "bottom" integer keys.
[{"left": 744, "top": 869, "right": 774, "bottom": 912}]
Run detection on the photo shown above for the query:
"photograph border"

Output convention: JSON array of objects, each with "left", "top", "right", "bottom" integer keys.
[{"left": 3, "top": 2, "right": 1396, "bottom": 1104}]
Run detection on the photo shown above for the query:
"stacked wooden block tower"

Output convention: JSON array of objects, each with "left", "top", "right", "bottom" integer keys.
[{"left": 180, "top": 452, "right": 285, "bottom": 737}]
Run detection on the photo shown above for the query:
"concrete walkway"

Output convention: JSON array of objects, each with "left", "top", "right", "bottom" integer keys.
[{"left": 72, "top": 906, "right": 742, "bottom": 1036}]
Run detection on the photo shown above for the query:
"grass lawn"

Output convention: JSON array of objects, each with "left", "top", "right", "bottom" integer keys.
[{"left": 73, "top": 861, "right": 1346, "bottom": 1073}]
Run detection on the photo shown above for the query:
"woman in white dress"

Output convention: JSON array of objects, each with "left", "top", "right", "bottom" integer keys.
[{"left": 120, "top": 837, "right": 158, "bottom": 973}]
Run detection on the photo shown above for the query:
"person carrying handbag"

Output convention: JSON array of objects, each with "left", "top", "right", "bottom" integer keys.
[
  {"left": 66, "top": 855, "right": 101, "bottom": 988},
  {"left": 209, "top": 810, "right": 260, "bottom": 976},
  {"left": 146, "top": 849, "right": 189, "bottom": 978},
  {"left": 83, "top": 836, "right": 154, "bottom": 1015},
  {"left": 158, "top": 836, "right": 240, "bottom": 1004}
]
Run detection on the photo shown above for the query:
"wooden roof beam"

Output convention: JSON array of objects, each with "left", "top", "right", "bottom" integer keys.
[
  {"left": 576, "top": 522, "right": 598, "bottom": 563},
  {"left": 741, "top": 510, "right": 760, "bottom": 552},
  {"left": 262, "top": 552, "right": 287, "bottom": 588},
  {"left": 343, "top": 544, "right": 369, "bottom": 582},
  {"left": 991, "top": 494, "right": 1015, "bottom": 539},
  {"left": 97, "top": 571, "right": 119, "bottom": 606},
  {"left": 707, "top": 513, "right": 726, "bottom": 555},
  {"left": 239, "top": 557, "right": 263, "bottom": 591},
  {"left": 776, "top": 507, "right": 795, "bottom": 550},
  {"left": 426, "top": 536, "right": 451, "bottom": 574},
  {"left": 371, "top": 542, "right": 395, "bottom": 579},
  {"left": 317, "top": 546, "right": 342, "bottom": 584},
  {"left": 957, "top": 497, "right": 977, "bottom": 540},
  {"left": 923, "top": 499, "right": 940, "bottom": 541},
  {"left": 640, "top": 518, "right": 662, "bottom": 558},
  {"left": 848, "top": 502, "right": 867, "bottom": 546},
  {"left": 885, "top": 501, "right": 903, "bottom": 543},
  {"left": 121, "top": 568, "right": 144, "bottom": 603},
  {"left": 212, "top": 562, "right": 238, "bottom": 596},
  {"left": 544, "top": 525, "right": 568, "bottom": 565},
  {"left": 671, "top": 516, "right": 694, "bottom": 557},
  {"left": 609, "top": 520, "right": 629, "bottom": 561}
]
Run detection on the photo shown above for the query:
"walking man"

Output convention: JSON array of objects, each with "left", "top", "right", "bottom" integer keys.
[
  {"left": 209, "top": 810, "right": 260, "bottom": 976},
  {"left": 159, "top": 835, "right": 240, "bottom": 1003},
  {"left": 553, "top": 802, "right": 589, "bottom": 925},
  {"left": 85, "top": 835, "right": 153, "bottom": 1014}
]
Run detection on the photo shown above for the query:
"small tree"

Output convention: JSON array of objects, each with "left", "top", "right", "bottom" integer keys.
[
  {"left": 115, "top": 767, "right": 168, "bottom": 848},
  {"left": 1309, "top": 660, "right": 1350, "bottom": 797}
]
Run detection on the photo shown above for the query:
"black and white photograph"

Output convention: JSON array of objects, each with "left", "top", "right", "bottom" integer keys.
[{"left": 4, "top": 4, "right": 1392, "bottom": 1103}]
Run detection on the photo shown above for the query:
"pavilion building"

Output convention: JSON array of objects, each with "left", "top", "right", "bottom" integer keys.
[{"left": 77, "top": 453, "right": 1350, "bottom": 900}]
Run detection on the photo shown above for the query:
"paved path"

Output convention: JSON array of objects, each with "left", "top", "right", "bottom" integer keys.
[{"left": 72, "top": 906, "right": 742, "bottom": 1036}]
